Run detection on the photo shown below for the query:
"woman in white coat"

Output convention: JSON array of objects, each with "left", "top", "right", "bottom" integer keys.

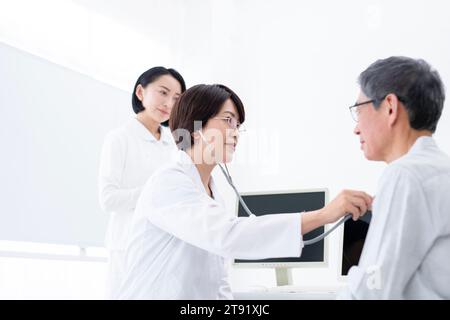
[
  {"left": 98, "top": 66, "right": 186, "bottom": 299},
  {"left": 118, "top": 84, "right": 372, "bottom": 299}
]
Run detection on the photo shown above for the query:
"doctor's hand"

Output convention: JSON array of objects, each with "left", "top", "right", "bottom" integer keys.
[{"left": 321, "top": 190, "right": 373, "bottom": 223}]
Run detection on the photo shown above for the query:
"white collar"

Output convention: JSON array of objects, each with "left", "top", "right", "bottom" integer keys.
[
  {"left": 390, "top": 135, "right": 436, "bottom": 166},
  {"left": 176, "top": 150, "right": 221, "bottom": 200},
  {"left": 408, "top": 135, "right": 436, "bottom": 154},
  {"left": 129, "top": 118, "right": 173, "bottom": 144}
]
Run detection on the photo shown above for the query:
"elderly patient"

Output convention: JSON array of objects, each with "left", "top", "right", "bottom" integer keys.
[{"left": 339, "top": 56, "right": 450, "bottom": 299}]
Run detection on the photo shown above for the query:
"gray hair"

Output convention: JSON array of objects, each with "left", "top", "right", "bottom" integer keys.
[{"left": 358, "top": 56, "right": 445, "bottom": 133}]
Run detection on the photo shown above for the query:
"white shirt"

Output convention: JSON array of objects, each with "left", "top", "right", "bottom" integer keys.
[
  {"left": 339, "top": 136, "right": 450, "bottom": 299},
  {"left": 98, "top": 118, "right": 176, "bottom": 250},
  {"left": 119, "top": 150, "right": 303, "bottom": 299}
]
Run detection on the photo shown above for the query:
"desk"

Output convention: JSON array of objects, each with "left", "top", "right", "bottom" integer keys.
[{"left": 233, "top": 285, "right": 344, "bottom": 300}]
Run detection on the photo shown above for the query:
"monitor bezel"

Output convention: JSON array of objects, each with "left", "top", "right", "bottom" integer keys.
[{"left": 232, "top": 188, "right": 329, "bottom": 269}]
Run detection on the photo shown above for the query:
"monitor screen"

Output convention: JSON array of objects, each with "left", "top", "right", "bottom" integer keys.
[
  {"left": 234, "top": 189, "right": 327, "bottom": 266},
  {"left": 341, "top": 211, "right": 372, "bottom": 275}
]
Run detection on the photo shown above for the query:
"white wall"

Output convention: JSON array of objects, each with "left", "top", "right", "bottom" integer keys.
[
  {"left": 1, "top": 0, "right": 450, "bottom": 297},
  {"left": 0, "top": 42, "right": 134, "bottom": 247}
]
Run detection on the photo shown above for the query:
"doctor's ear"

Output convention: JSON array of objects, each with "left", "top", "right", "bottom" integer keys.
[{"left": 192, "top": 131, "right": 201, "bottom": 140}]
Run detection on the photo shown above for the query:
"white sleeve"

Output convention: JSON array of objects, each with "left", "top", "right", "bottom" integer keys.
[
  {"left": 342, "top": 165, "right": 437, "bottom": 299},
  {"left": 140, "top": 169, "right": 303, "bottom": 259},
  {"left": 98, "top": 132, "right": 142, "bottom": 213}
]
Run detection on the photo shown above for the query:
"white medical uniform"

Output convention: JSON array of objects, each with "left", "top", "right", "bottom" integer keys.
[
  {"left": 118, "top": 150, "right": 303, "bottom": 299},
  {"left": 339, "top": 136, "right": 450, "bottom": 299},
  {"left": 98, "top": 118, "right": 176, "bottom": 299}
]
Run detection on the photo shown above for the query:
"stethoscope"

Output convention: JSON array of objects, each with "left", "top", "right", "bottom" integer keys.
[
  {"left": 199, "top": 130, "right": 352, "bottom": 246},
  {"left": 217, "top": 162, "right": 352, "bottom": 246}
]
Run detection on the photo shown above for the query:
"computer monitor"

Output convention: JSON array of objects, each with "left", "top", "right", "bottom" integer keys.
[
  {"left": 339, "top": 211, "right": 372, "bottom": 277},
  {"left": 233, "top": 189, "right": 329, "bottom": 286}
]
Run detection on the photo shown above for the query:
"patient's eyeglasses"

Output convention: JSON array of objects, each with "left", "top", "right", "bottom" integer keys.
[
  {"left": 349, "top": 95, "right": 407, "bottom": 122},
  {"left": 349, "top": 100, "right": 374, "bottom": 122}
]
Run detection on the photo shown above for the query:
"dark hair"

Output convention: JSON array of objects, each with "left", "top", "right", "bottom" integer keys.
[
  {"left": 358, "top": 56, "right": 445, "bottom": 133},
  {"left": 132, "top": 66, "right": 186, "bottom": 126},
  {"left": 169, "top": 84, "right": 246, "bottom": 150}
]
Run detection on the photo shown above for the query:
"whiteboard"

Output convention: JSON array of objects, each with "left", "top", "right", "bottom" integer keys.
[{"left": 0, "top": 43, "right": 131, "bottom": 247}]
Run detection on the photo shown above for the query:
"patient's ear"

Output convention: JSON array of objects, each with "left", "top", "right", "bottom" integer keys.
[{"left": 385, "top": 93, "right": 400, "bottom": 127}]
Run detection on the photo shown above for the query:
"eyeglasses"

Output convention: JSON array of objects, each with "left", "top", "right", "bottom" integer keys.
[
  {"left": 213, "top": 117, "right": 246, "bottom": 132},
  {"left": 349, "top": 95, "right": 408, "bottom": 122},
  {"left": 349, "top": 100, "right": 374, "bottom": 122}
]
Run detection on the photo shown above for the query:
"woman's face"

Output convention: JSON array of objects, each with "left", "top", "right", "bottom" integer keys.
[
  {"left": 135, "top": 74, "right": 182, "bottom": 123},
  {"left": 200, "top": 98, "right": 240, "bottom": 164}
]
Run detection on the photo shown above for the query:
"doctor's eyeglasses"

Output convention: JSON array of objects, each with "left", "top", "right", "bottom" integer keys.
[{"left": 213, "top": 117, "right": 246, "bottom": 132}]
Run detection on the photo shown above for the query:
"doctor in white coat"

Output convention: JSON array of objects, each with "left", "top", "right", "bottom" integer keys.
[
  {"left": 98, "top": 66, "right": 185, "bottom": 299},
  {"left": 340, "top": 56, "right": 450, "bottom": 299},
  {"left": 119, "top": 84, "right": 372, "bottom": 299}
]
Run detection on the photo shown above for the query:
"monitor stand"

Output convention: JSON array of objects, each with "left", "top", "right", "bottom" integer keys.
[{"left": 275, "top": 268, "right": 293, "bottom": 286}]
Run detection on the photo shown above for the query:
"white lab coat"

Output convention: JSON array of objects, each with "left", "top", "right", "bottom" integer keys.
[
  {"left": 98, "top": 118, "right": 176, "bottom": 298},
  {"left": 118, "top": 150, "right": 303, "bottom": 299},
  {"left": 339, "top": 136, "right": 450, "bottom": 299}
]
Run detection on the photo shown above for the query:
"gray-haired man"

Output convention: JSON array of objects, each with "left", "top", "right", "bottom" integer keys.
[{"left": 340, "top": 56, "right": 450, "bottom": 299}]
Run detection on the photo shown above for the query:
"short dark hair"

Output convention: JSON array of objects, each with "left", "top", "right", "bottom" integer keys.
[
  {"left": 358, "top": 56, "right": 445, "bottom": 133},
  {"left": 169, "top": 84, "right": 246, "bottom": 150},
  {"left": 132, "top": 66, "right": 186, "bottom": 126}
]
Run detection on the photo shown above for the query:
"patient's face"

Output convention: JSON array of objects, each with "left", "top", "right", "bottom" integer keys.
[{"left": 353, "top": 91, "right": 390, "bottom": 161}]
